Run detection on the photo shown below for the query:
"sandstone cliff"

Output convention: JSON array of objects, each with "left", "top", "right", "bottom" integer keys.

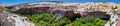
[{"left": 7, "top": 2, "right": 120, "bottom": 20}]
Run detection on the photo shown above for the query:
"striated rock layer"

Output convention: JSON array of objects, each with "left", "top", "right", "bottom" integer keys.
[{"left": 7, "top": 2, "right": 120, "bottom": 20}]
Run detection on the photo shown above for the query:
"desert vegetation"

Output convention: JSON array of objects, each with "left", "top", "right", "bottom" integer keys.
[{"left": 19, "top": 13, "right": 107, "bottom": 26}]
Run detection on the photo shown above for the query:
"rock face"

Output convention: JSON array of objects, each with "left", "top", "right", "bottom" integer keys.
[
  {"left": 15, "top": 7, "right": 51, "bottom": 14},
  {"left": 0, "top": 4, "right": 35, "bottom": 26},
  {"left": 0, "top": 4, "right": 9, "bottom": 26},
  {"left": 0, "top": 11, "right": 35, "bottom": 26},
  {"left": 0, "top": 12, "right": 8, "bottom": 26},
  {"left": 117, "top": 9, "right": 120, "bottom": 14},
  {"left": 84, "top": 11, "right": 110, "bottom": 20},
  {"left": 7, "top": 2, "right": 120, "bottom": 20},
  {"left": 7, "top": 14, "right": 35, "bottom": 26}
]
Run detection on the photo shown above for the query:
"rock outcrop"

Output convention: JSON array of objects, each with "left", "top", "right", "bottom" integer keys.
[
  {"left": 7, "top": 2, "right": 120, "bottom": 20},
  {"left": 0, "top": 4, "right": 35, "bottom": 26}
]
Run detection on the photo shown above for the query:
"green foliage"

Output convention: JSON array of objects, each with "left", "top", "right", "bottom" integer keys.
[
  {"left": 65, "top": 16, "right": 107, "bottom": 26},
  {"left": 5, "top": 9, "right": 15, "bottom": 13},
  {"left": 25, "top": 13, "right": 71, "bottom": 26},
  {"left": 112, "top": 6, "right": 118, "bottom": 11},
  {"left": 20, "top": 13, "right": 107, "bottom": 26}
]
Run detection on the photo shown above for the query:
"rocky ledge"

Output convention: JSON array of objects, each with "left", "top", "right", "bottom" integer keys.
[{"left": 6, "top": 2, "right": 120, "bottom": 20}]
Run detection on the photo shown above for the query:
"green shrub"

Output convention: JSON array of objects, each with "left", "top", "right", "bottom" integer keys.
[
  {"left": 65, "top": 16, "right": 107, "bottom": 26},
  {"left": 19, "top": 13, "right": 107, "bottom": 26},
  {"left": 25, "top": 13, "right": 71, "bottom": 26}
]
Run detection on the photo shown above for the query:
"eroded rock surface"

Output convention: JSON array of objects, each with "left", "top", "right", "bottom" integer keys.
[{"left": 7, "top": 2, "right": 120, "bottom": 20}]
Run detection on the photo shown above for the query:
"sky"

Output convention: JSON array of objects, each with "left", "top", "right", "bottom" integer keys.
[{"left": 0, "top": 0, "right": 120, "bottom": 6}]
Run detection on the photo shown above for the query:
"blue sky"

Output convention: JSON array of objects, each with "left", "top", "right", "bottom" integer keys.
[{"left": 0, "top": 0, "right": 120, "bottom": 6}]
